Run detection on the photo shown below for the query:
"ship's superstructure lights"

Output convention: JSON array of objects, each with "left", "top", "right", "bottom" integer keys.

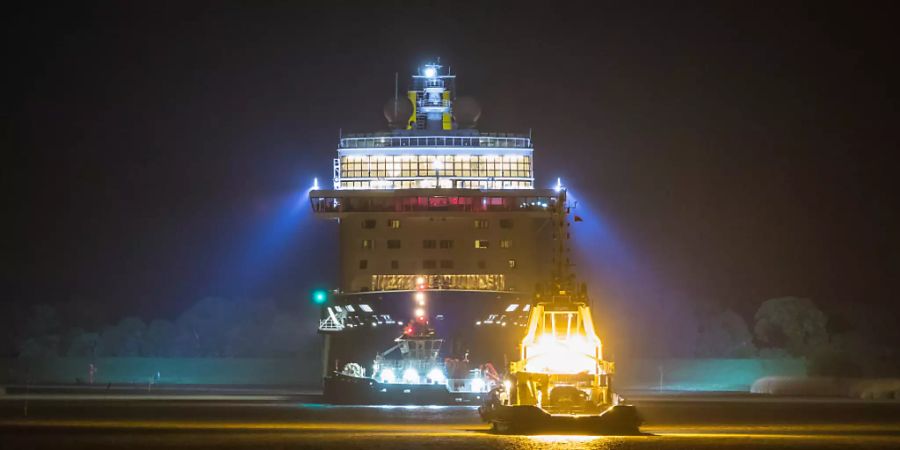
[
  {"left": 433, "top": 159, "right": 443, "bottom": 170},
  {"left": 313, "top": 177, "right": 319, "bottom": 190},
  {"left": 415, "top": 292, "right": 425, "bottom": 305},
  {"left": 402, "top": 368, "right": 420, "bottom": 384},
  {"left": 380, "top": 368, "right": 396, "bottom": 383},
  {"left": 521, "top": 306, "right": 603, "bottom": 375},
  {"left": 416, "top": 276, "right": 426, "bottom": 285},
  {"left": 427, "top": 368, "right": 446, "bottom": 384},
  {"left": 554, "top": 177, "right": 563, "bottom": 192},
  {"left": 414, "top": 308, "right": 425, "bottom": 318},
  {"left": 471, "top": 377, "right": 485, "bottom": 392},
  {"left": 423, "top": 66, "right": 437, "bottom": 78}
]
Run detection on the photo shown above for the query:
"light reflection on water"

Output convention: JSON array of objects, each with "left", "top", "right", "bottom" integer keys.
[{"left": 528, "top": 435, "right": 605, "bottom": 443}]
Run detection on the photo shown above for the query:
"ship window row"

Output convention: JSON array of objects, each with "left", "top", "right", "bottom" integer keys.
[
  {"left": 340, "top": 155, "right": 532, "bottom": 179},
  {"left": 312, "top": 195, "right": 557, "bottom": 213},
  {"left": 363, "top": 259, "right": 513, "bottom": 273},
  {"left": 340, "top": 136, "right": 531, "bottom": 149},
  {"left": 364, "top": 219, "right": 512, "bottom": 230},
  {"left": 360, "top": 239, "right": 510, "bottom": 250},
  {"left": 371, "top": 274, "right": 507, "bottom": 291},
  {"left": 339, "top": 180, "right": 533, "bottom": 190}
]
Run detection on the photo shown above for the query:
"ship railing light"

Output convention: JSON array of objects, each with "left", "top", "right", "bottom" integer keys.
[
  {"left": 427, "top": 368, "right": 446, "bottom": 384},
  {"left": 402, "top": 368, "right": 420, "bottom": 384},
  {"left": 380, "top": 368, "right": 396, "bottom": 383}
]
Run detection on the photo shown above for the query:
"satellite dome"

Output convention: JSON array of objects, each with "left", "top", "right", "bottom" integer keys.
[
  {"left": 452, "top": 96, "right": 481, "bottom": 129},
  {"left": 383, "top": 97, "right": 414, "bottom": 129}
]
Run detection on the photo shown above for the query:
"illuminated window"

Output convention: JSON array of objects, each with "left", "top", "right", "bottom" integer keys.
[
  {"left": 500, "top": 219, "right": 514, "bottom": 229},
  {"left": 388, "top": 219, "right": 401, "bottom": 229},
  {"left": 359, "top": 304, "right": 373, "bottom": 312},
  {"left": 422, "top": 260, "right": 437, "bottom": 269},
  {"left": 500, "top": 240, "right": 512, "bottom": 249},
  {"left": 475, "top": 240, "right": 489, "bottom": 249},
  {"left": 362, "top": 219, "right": 376, "bottom": 229},
  {"left": 390, "top": 260, "right": 399, "bottom": 270},
  {"left": 359, "top": 260, "right": 368, "bottom": 269},
  {"left": 439, "top": 239, "right": 454, "bottom": 249},
  {"left": 474, "top": 219, "right": 489, "bottom": 229},
  {"left": 508, "top": 259, "right": 517, "bottom": 268},
  {"left": 440, "top": 260, "right": 454, "bottom": 269},
  {"left": 362, "top": 239, "right": 375, "bottom": 249},
  {"left": 505, "top": 304, "right": 519, "bottom": 312},
  {"left": 422, "top": 239, "right": 437, "bottom": 249},
  {"left": 387, "top": 239, "right": 401, "bottom": 249}
]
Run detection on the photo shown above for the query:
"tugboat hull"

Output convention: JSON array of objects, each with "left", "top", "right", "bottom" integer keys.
[
  {"left": 323, "top": 372, "right": 485, "bottom": 405},
  {"left": 480, "top": 404, "right": 642, "bottom": 435}
]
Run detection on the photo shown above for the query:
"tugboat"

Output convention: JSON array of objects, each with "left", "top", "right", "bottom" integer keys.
[
  {"left": 477, "top": 191, "right": 642, "bottom": 434},
  {"left": 324, "top": 309, "right": 500, "bottom": 404}
]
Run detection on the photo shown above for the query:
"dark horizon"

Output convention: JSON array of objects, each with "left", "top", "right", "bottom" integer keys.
[{"left": 4, "top": 2, "right": 897, "bottom": 350}]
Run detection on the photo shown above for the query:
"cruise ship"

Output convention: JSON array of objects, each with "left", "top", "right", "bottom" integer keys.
[{"left": 308, "top": 62, "right": 569, "bottom": 403}]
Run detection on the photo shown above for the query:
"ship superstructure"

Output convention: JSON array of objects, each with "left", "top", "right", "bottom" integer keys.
[{"left": 309, "top": 62, "right": 565, "bottom": 397}]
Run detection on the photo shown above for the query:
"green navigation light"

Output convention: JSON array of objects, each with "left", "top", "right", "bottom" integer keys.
[{"left": 313, "top": 290, "right": 327, "bottom": 304}]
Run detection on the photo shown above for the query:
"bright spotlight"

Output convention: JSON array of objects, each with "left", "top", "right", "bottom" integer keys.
[
  {"left": 427, "top": 368, "right": 446, "bottom": 384},
  {"left": 414, "top": 308, "right": 425, "bottom": 318},
  {"left": 423, "top": 67, "right": 437, "bottom": 78},
  {"left": 402, "top": 368, "right": 419, "bottom": 383},
  {"left": 415, "top": 292, "right": 425, "bottom": 305},
  {"left": 380, "top": 368, "right": 396, "bottom": 383},
  {"left": 471, "top": 377, "right": 485, "bottom": 392},
  {"left": 554, "top": 177, "right": 562, "bottom": 192},
  {"left": 313, "top": 177, "right": 319, "bottom": 190},
  {"left": 416, "top": 276, "right": 426, "bottom": 285}
]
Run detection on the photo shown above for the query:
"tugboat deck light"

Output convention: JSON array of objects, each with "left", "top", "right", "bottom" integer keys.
[
  {"left": 402, "top": 368, "right": 419, "bottom": 383},
  {"left": 380, "top": 368, "right": 396, "bottom": 383}
]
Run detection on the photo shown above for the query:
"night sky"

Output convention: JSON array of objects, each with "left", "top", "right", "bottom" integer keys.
[{"left": 4, "top": 3, "right": 897, "bottom": 346}]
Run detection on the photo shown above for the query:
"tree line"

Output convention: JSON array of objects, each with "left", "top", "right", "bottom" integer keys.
[
  {"left": 4, "top": 297, "right": 319, "bottom": 359},
  {"left": 691, "top": 296, "right": 897, "bottom": 377}
]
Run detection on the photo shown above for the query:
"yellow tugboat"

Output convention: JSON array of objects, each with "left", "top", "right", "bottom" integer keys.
[{"left": 478, "top": 193, "right": 642, "bottom": 434}]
